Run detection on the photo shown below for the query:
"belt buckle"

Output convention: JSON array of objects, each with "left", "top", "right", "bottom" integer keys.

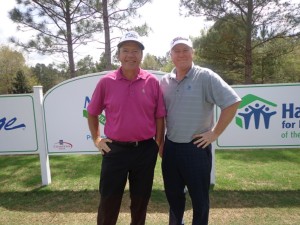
[{"left": 134, "top": 141, "right": 138, "bottom": 147}]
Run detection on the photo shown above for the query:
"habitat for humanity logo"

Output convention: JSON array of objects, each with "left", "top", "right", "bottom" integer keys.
[
  {"left": 82, "top": 96, "right": 106, "bottom": 125},
  {"left": 53, "top": 140, "right": 73, "bottom": 150},
  {"left": 236, "top": 94, "right": 277, "bottom": 129}
]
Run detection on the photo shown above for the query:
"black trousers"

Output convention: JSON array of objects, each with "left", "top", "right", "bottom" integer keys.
[
  {"left": 97, "top": 138, "right": 158, "bottom": 225},
  {"left": 162, "top": 137, "right": 212, "bottom": 225}
]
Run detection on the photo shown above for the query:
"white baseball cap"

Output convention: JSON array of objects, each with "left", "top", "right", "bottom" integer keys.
[
  {"left": 170, "top": 36, "right": 193, "bottom": 50},
  {"left": 117, "top": 31, "right": 145, "bottom": 50}
]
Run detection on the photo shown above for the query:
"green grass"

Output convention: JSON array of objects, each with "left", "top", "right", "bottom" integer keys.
[{"left": 0, "top": 149, "right": 299, "bottom": 225}]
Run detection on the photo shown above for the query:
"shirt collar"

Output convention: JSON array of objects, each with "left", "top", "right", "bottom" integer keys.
[
  {"left": 116, "top": 67, "right": 147, "bottom": 80},
  {"left": 170, "top": 62, "right": 195, "bottom": 80}
]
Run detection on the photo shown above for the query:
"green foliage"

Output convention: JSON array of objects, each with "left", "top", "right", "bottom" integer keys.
[
  {"left": 0, "top": 46, "right": 27, "bottom": 94},
  {"left": 9, "top": 0, "right": 101, "bottom": 53},
  {"left": 180, "top": 0, "right": 300, "bottom": 84},
  {"left": 9, "top": 0, "right": 102, "bottom": 77},
  {"left": 193, "top": 16, "right": 246, "bottom": 84},
  {"left": 142, "top": 54, "right": 163, "bottom": 70},
  {"left": 160, "top": 59, "right": 174, "bottom": 73},
  {"left": 76, "top": 55, "right": 97, "bottom": 76},
  {"left": 141, "top": 54, "right": 174, "bottom": 72},
  {"left": 279, "top": 44, "right": 300, "bottom": 83},
  {"left": 94, "top": 0, "right": 152, "bottom": 69},
  {"left": 193, "top": 16, "right": 300, "bottom": 84},
  {"left": 95, "top": 53, "right": 118, "bottom": 72},
  {"left": 100, "top": 0, "right": 152, "bottom": 32},
  {"left": 31, "top": 63, "right": 67, "bottom": 93},
  {"left": 11, "top": 70, "right": 32, "bottom": 94}
]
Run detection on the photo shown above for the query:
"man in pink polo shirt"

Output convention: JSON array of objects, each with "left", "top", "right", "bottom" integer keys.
[{"left": 87, "top": 31, "right": 166, "bottom": 225}]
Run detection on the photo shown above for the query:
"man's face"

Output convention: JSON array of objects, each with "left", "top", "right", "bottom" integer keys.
[
  {"left": 170, "top": 44, "right": 193, "bottom": 69},
  {"left": 118, "top": 41, "right": 143, "bottom": 70}
]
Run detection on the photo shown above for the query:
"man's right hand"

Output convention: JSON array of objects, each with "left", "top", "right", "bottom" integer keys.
[{"left": 94, "top": 137, "right": 112, "bottom": 155}]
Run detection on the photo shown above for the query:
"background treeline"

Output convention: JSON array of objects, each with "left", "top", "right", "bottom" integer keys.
[{"left": 0, "top": 0, "right": 299, "bottom": 94}]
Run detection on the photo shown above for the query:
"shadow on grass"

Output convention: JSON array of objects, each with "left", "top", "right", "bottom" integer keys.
[{"left": 0, "top": 188, "right": 299, "bottom": 213}]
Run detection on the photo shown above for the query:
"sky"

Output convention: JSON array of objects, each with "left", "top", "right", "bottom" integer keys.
[{"left": 0, "top": 0, "right": 212, "bottom": 66}]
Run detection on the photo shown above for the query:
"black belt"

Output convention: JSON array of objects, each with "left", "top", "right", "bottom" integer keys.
[{"left": 111, "top": 138, "right": 153, "bottom": 147}]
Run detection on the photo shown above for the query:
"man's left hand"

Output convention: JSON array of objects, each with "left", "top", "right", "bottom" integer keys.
[{"left": 192, "top": 130, "right": 218, "bottom": 148}]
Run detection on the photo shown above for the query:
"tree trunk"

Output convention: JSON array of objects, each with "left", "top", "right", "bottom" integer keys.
[
  {"left": 244, "top": 0, "right": 253, "bottom": 84},
  {"left": 102, "top": 0, "right": 112, "bottom": 70},
  {"left": 66, "top": 0, "right": 76, "bottom": 78}
]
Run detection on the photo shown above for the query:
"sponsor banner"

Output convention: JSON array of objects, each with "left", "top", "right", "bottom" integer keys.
[
  {"left": 0, "top": 95, "right": 38, "bottom": 153},
  {"left": 43, "top": 71, "right": 166, "bottom": 154},
  {"left": 217, "top": 83, "right": 300, "bottom": 148}
]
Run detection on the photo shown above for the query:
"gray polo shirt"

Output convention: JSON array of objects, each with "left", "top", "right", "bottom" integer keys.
[{"left": 160, "top": 64, "right": 241, "bottom": 143}]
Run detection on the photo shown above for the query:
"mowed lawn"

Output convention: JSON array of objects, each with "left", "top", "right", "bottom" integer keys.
[{"left": 0, "top": 149, "right": 299, "bottom": 225}]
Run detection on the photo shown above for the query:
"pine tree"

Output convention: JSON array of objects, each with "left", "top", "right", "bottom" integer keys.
[{"left": 12, "top": 70, "right": 32, "bottom": 94}]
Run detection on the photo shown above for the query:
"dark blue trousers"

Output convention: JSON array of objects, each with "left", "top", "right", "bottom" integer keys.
[
  {"left": 162, "top": 137, "right": 212, "bottom": 225},
  {"left": 97, "top": 139, "right": 158, "bottom": 225}
]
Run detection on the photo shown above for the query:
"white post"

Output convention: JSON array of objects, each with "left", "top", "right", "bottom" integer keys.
[
  {"left": 211, "top": 107, "right": 216, "bottom": 187},
  {"left": 211, "top": 144, "right": 216, "bottom": 186},
  {"left": 33, "top": 86, "right": 51, "bottom": 185}
]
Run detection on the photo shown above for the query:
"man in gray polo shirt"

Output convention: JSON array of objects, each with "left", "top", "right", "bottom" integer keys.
[{"left": 160, "top": 36, "right": 241, "bottom": 225}]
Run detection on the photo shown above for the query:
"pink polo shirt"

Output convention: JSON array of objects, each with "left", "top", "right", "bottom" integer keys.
[{"left": 87, "top": 68, "right": 166, "bottom": 142}]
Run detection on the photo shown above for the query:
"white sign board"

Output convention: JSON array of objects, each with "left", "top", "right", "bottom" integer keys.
[
  {"left": 217, "top": 83, "right": 300, "bottom": 149},
  {"left": 43, "top": 71, "right": 166, "bottom": 154},
  {"left": 0, "top": 95, "right": 38, "bottom": 153}
]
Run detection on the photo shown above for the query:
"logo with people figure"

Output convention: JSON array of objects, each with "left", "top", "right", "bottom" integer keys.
[{"left": 236, "top": 94, "right": 277, "bottom": 129}]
